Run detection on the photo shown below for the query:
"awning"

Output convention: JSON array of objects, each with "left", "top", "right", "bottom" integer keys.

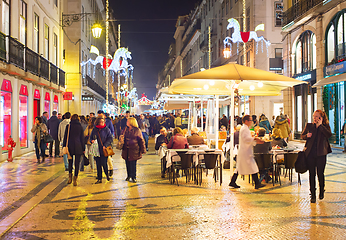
[{"left": 313, "top": 73, "right": 346, "bottom": 87}]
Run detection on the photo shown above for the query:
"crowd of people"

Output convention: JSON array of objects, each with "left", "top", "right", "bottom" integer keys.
[{"left": 32, "top": 109, "right": 332, "bottom": 203}]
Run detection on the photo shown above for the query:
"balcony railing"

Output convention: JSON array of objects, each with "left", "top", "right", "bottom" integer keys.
[
  {"left": 39, "top": 56, "right": 49, "bottom": 80},
  {"left": 283, "top": 0, "right": 323, "bottom": 26},
  {"left": 50, "top": 63, "right": 58, "bottom": 84},
  {"left": 0, "top": 32, "right": 5, "bottom": 61},
  {"left": 8, "top": 37, "right": 24, "bottom": 69},
  {"left": 83, "top": 75, "right": 106, "bottom": 98},
  {"left": 25, "top": 47, "right": 39, "bottom": 75},
  {"left": 0, "top": 35, "right": 65, "bottom": 88},
  {"left": 59, "top": 69, "right": 65, "bottom": 88}
]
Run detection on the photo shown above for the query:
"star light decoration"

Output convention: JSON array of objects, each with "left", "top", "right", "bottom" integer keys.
[
  {"left": 223, "top": 18, "right": 271, "bottom": 57},
  {"left": 81, "top": 46, "right": 134, "bottom": 81},
  {"left": 137, "top": 94, "right": 153, "bottom": 105}
]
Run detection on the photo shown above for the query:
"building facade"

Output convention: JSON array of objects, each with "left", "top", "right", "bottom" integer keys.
[
  {"left": 158, "top": 0, "right": 285, "bottom": 121},
  {"left": 0, "top": 0, "right": 65, "bottom": 158},
  {"left": 62, "top": 0, "right": 118, "bottom": 116},
  {"left": 282, "top": 0, "right": 346, "bottom": 143}
]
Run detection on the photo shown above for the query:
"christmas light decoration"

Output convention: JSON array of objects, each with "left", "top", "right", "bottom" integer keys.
[
  {"left": 223, "top": 18, "right": 271, "bottom": 57},
  {"left": 137, "top": 94, "right": 153, "bottom": 105}
]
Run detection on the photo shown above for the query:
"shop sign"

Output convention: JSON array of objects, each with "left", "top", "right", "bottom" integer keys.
[
  {"left": 54, "top": 95, "right": 59, "bottom": 103},
  {"left": 63, "top": 92, "right": 73, "bottom": 100},
  {"left": 324, "top": 61, "right": 346, "bottom": 77},
  {"left": 34, "top": 89, "right": 40, "bottom": 99},
  {"left": 45, "top": 92, "right": 50, "bottom": 101},
  {"left": 293, "top": 70, "right": 316, "bottom": 82},
  {"left": 82, "top": 95, "right": 94, "bottom": 101},
  {"left": 19, "top": 85, "right": 28, "bottom": 96},
  {"left": 1, "top": 80, "right": 12, "bottom": 92}
]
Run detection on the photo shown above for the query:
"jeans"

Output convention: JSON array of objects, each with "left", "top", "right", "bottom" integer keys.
[
  {"left": 307, "top": 155, "right": 327, "bottom": 194},
  {"left": 69, "top": 154, "right": 81, "bottom": 177},
  {"left": 142, "top": 132, "right": 149, "bottom": 150},
  {"left": 49, "top": 139, "right": 60, "bottom": 156},
  {"left": 125, "top": 160, "right": 137, "bottom": 179},
  {"left": 34, "top": 138, "right": 46, "bottom": 160},
  {"left": 63, "top": 154, "right": 69, "bottom": 169},
  {"left": 95, "top": 155, "right": 108, "bottom": 180}
]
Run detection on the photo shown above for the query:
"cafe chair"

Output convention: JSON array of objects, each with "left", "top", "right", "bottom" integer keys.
[
  {"left": 197, "top": 154, "right": 220, "bottom": 186},
  {"left": 170, "top": 151, "right": 193, "bottom": 186},
  {"left": 283, "top": 153, "right": 301, "bottom": 185},
  {"left": 254, "top": 153, "right": 274, "bottom": 185}
]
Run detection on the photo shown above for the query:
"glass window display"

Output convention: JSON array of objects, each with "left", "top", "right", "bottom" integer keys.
[
  {"left": 19, "top": 95, "right": 28, "bottom": 148},
  {"left": 0, "top": 91, "right": 11, "bottom": 151}
]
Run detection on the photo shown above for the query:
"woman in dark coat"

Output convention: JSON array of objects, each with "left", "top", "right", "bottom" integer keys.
[
  {"left": 31, "top": 117, "right": 48, "bottom": 163},
  {"left": 63, "top": 114, "right": 85, "bottom": 186},
  {"left": 90, "top": 116, "right": 113, "bottom": 184},
  {"left": 121, "top": 117, "right": 146, "bottom": 183},
  {"left": 301, "top": 110, "right": 332, "bottom": 203}
]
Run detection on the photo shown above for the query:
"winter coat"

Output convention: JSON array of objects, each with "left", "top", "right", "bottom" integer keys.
[
  {"left": 271, "top": 138, "right": 287, "bottom": 148},
  {"left": 259, "top": 117, "right": 272, "bottom": 134},
  {"left": 274, "top": 118, "right": 291, "bottom": 138},
  {"left": 301, "top": 123, "right": 332, "bottom": 158},
  {"left": 236, "top": 125, "right": 259, "bottom": 175},
  {"left": 90, "top": 125, "right": 113, "bottom": 157},
  {"left": 138, "top": 118, "right": 150, "bottom": 135},
  {"left": 47, "top": 116, "right": 60, "bottom": 140},
  {"left": 155, "top": 134, "right": 168, "bottom": 150},
  {"left": 174, "top": 116, "right": 182, "bottom": 127},
  {"left": 187, "top": 133, "right": 205, "bottom": 145},
  {"left": 106, "top": 117, "right": 115, "bottom": 135},
  {"left": 167, "top": 133, "right": 189, "bottom": 149},
  {"left": 62, "top": 120, "right": 85, "bottom": 155},
  {"left": 81, "top": 121, "right": 88, "bottom": 131},
  {"left": 58, "top": 119, "right": 70, "bottom": 142},
  {"left": 121, "top": 127, "right": 146, "bottom": 161},
  {"left": 31, "top": 123, "right": 48, "bottom": 145}
]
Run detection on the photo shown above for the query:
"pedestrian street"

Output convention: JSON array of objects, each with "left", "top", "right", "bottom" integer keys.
[{"left": 1, "top": 139, "right": 346, "bottom": 239}]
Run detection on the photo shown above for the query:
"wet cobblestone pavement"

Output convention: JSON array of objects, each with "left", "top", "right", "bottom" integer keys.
[{"left": 1, "top": 139, "right": 346, "bottom": 239}]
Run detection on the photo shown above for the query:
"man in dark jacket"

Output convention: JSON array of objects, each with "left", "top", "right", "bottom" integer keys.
[
  {"left": 47, "top": 111, "right": 60, "bottom": 157},
  {"left": 104, "top": 113, "right": 115, "bottom": 136},
  {"left": 155, "top": 127, "right": 168, "bottom": 150}
]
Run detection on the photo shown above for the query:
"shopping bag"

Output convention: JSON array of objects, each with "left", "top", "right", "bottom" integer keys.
[{"left": 89, "top": 140, "right": 100, "bottom": 157}]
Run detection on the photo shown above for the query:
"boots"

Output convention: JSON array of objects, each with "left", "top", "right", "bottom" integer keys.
[
  {"left": 73, "top": 176, "right": 78, "bottom": 186},
  {"left": 67, "top": 173, "right": 72, "bottom": 184},
  {"left": 229, "top": 173, "right": 240, "bottom": 188},
  {"left": 319, "top": 189, "right": 325, "bottom": 200},
  {"left": 310, "top": 189, "right": 316, "bottom": 203},
  {"left": 253, "top": 173, "right": 265, "bottom": 189},
  {"left": 109, "top": 170, "right": 113, "bottom": 177}
]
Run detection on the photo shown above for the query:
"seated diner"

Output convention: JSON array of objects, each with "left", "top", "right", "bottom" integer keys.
[{"left": 167, "top": 127, "right": 189, "bottom": 149}]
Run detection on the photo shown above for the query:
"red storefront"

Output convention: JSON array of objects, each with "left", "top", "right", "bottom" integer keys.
[{"left": 19, "top": 85, "right": 28, "bottom": 148}]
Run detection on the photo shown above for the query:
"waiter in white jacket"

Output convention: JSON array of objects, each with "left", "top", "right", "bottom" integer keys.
[{"left": 229, "top": 115, "right": 265, "bottom": 189}]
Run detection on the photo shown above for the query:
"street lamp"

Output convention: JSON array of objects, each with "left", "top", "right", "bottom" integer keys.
[{"left": 92, "top": 23, "right": 102, "bottom": 39}]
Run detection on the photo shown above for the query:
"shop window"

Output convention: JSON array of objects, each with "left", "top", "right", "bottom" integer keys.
[
  {"left": 296, "top": 96, "right": 302, "bottom": 132},
  {"left": 53, "top": 95, "right": 58, "bottom": 112},
  {"left": 45, "top": 92, "right": 50, "bottom": 117},
  {"left": 19, "top": 95, "right": 28, "bottom": 148},
  {"left": 0, "top": 91, "right": 11, "bottom": 151}
]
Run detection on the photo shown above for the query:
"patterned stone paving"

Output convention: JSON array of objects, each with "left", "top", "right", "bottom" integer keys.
[{"left": 0, "top": 140, "right": 346, "bottom": 239}]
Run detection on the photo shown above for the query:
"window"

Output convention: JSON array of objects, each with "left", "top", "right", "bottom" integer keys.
[
  {"left": 294, "top": 31, "right": 316, "bottom": 74},
  {"left": 275, "top": 48, "right": 283, "bottom": 58},
  {"left": 20, "top": 0, "right": 27, "bottom": 45},
  {"left": 19, "top": 95, "right": 28, "bottom": 148},
  {"left": 54, "top": 0, "right": 57, "bottom": 7},
  {"left": 275, "top": 2, "right": 283, "bottom": 27},
  {"left": 2, "top": 0, "right": 10, "bottom": 35},
  {"left": 0, "top": 90, "right": 11, "bottom": 151},
  {"left": 33, "top": 13, "right": 39, "bottom": 53},
  {"left": 44, "top": 24, "right": 49, "bottom": 59},
  {"left": 53, "top": 33, "right": 58, "bottom": 65},
  {"left": 246, "top": 51, "right": 250, "bottom": 66},
  {"left": 246, "top": 8, "right": 250, "bottom": 31},
  {"left": 325, "top": 9, "right": 346, "bottom": 64}
]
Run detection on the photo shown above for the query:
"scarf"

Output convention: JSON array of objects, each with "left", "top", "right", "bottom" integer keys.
[{"left": 96, "top": 124, "right": 106, "bottom": 129}]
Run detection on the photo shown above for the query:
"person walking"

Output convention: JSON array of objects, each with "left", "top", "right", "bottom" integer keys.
[
  {"left": 84, "top": 117, "right": 96, "bottom": 171},
  {"left": 301, "top": 110, "right": 332, "bottom": 203},
  {"left": 274, "top": 115, "right": 291, "bottom": 142},
  {"left": 229, "top": 115, "right": 265, "bottom": 189},
  {"left": 47, "top": 111, "right": 60, "bottom": 157},
  {"left": 121, "top": 117, "right": 146, "bottom": 183},
  {"left": 139, "top": 114, "right": 150, "bottom": 152},
  {"left": 58, "top": 112, "right": 71, "bottom": 171},
  {"left": 31, "top": 117, "right": 48, "bottom": 163},
  {"left": 90, "top": 117, "right": 113, "bottom": 184},
  {"left": 258, "top": 114, "right": 272, "bottom": 134},
  {"left": 63, "top": 114, "right": 85, "bottom": 186}
]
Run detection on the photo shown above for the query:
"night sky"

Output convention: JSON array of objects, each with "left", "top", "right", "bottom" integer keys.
[{"left": 110, "top": 0, "right": 199, "bottom": 100}]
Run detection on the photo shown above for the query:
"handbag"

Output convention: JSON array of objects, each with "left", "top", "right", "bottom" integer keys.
[
  {"left": 62, "top": 125, "right": 72, "bottom": 159},
  {"left": 89, "top": 139, "right": 100, "bottom": 157},
  {"left": 44, "top": 133, "right": 54, "bottom": 143},
  {"left": 83, "top": 154, "right": 89, "bottom": 166},
  {"left": 295, "top": 151, "right": 308, "bottom": 174},
  {"left": 98, "top": 131, "right": 115, "bottom": 157}
]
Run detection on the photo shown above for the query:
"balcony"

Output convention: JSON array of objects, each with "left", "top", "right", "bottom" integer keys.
[
  {"left": 83, "top": 75, "right": 106, "bottom": 98},
  {"left": 0, "top": 32, "right": 5, "bottom": 61},
  {"left": 0, "top": 35, "right": 65, "bottom": 89},
  {"left": 283, "top": 0, "right": 323, "bottom": 26}
]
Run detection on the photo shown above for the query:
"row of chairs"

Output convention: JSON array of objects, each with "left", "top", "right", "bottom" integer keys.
[
  {"left": 168, "top": 151, "right": 221, "bottom": 186},
  {"left": 254, "top": 152, "right": 301, "bottom": 185}
]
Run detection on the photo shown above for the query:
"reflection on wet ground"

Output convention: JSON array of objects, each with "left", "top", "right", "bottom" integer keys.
[{"left": 1, "top": 140, "right": 346, "bottom": 239}]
